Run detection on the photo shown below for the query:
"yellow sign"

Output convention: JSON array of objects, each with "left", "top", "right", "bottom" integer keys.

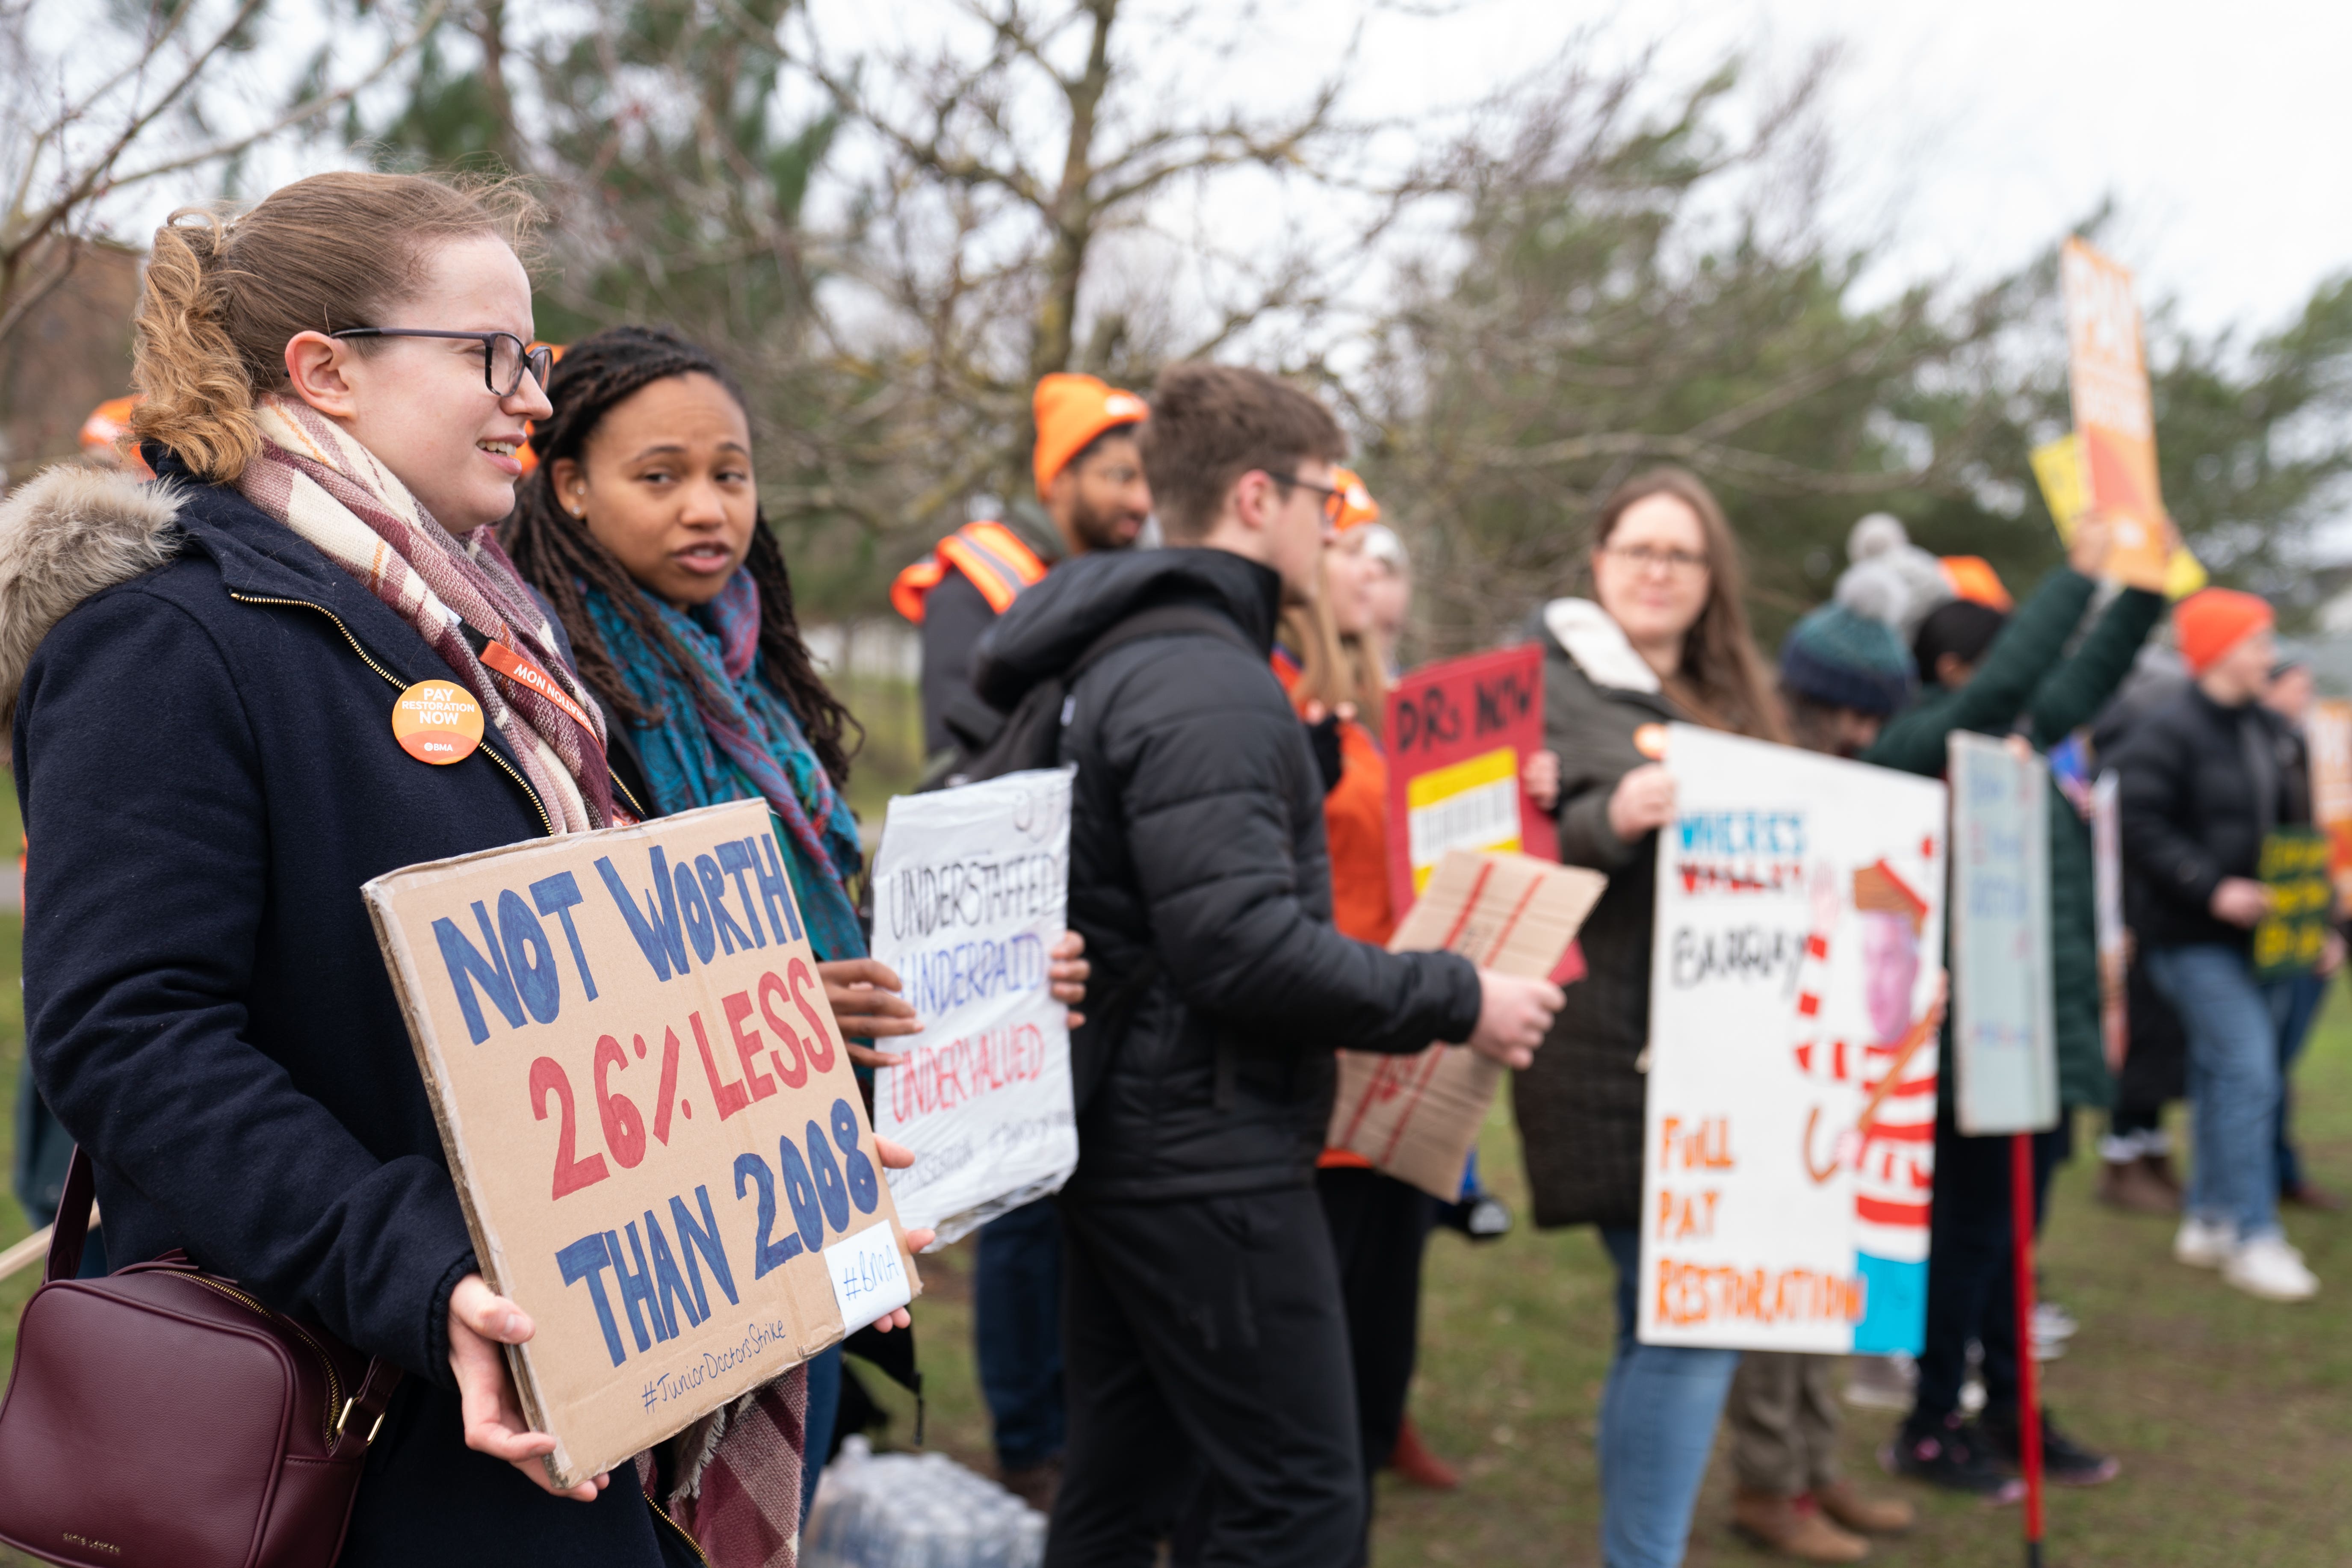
[
  {"left": 2027, "top": 429, "right": 2206, "bottom": 599},
  {"left": 1404, "top": 746, "right": 1523, "bottom": 892},
  {"left": 2252, "top": 828, "right": 2332, "bottom": 980}
]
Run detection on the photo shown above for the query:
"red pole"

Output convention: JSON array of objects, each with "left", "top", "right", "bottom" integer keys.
[{"left": 2011, "top": 1131, "right": 2045, "bottom": 1565}]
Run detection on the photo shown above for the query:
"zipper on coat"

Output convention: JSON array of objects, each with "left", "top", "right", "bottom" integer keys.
[
  {"left": 228, "top": 591, "right": 556, "bottom": 838},
  {"left": 648, "top": 1497, "right": 715, "bottom": 1566},
  {"left": 180, "top": 1273, "right": 343, "bottom": 1446}
]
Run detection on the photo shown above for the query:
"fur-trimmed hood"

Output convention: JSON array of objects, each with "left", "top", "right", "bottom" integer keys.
[
  {"left": 1539, "top": 596, "right": 1661, "bottom": 694},
  {"left": 0, "top": 464, "right": 183, "bottom": 726}
]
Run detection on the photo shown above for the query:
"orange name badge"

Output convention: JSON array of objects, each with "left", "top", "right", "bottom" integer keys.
[{"left": 392, "top": 680, "right": 485, "bottom": 765}]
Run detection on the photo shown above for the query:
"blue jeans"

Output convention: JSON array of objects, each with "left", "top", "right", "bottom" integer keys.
[
  {"left": 976, "top": 1197, "right": 1066, "bottom": 1469},
  {"left": 2268, "top": 972, "right": 2326, "bottom": 1194},
  {"left": 1598, "top": 1228, "right": 1741, "bottom": 1568},
  {"left": 2144, "top": 945, "right": 2282, "bottom": 1242}
]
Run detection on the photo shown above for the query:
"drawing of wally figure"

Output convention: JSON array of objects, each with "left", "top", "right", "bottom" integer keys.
[{"left": 1792, "top": 857, "right": 1943, "bottom": 1352}]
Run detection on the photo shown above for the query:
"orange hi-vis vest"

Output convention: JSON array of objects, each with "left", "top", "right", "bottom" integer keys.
[{"left": 890, "top": 520, "right": 1050, "bottom": 623}]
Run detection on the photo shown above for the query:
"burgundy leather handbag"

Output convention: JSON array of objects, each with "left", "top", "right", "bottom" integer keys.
[{"left": 0, "top": 1149, "right": 403, "bottom": 1568}]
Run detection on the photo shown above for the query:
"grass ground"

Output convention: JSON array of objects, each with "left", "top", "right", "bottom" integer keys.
[{"left": 857, "top": 1011, "right": 2352, "bottom": 1566}]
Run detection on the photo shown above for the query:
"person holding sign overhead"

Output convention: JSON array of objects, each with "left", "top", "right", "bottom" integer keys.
[
  {"left": 1862, "top": 517, "right": 2145, "bottom": 1491},
  {"left": 499, "top": 324, "right": 1088, "bottom": 1521},
  {"left": 1517, "top": 467, "right": 1788, "bottom": 1568},
  {"left": 0, "top": 174, "right": 928, "bottom": 1565}
]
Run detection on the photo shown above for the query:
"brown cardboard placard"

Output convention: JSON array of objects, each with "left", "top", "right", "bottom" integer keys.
[
  {"left": 1327, "top": 850, "right": 1605, "bottom": 1200},
  {"left": 363, "top": 799, "right": 919, "bottom": 1489}
]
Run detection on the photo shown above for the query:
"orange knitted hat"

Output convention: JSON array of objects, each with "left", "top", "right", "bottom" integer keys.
[
  {"left": 2173, "top": 588, "right": 2274, "bottom": 675},
  {"left": 1033, "top": 373, "right": 1148, "bottom": 499},
  {"left": 1940, "top": 555, "right": 2012, "bottom": 611},
  {"left": 1333, "top": 467, "right": 1381, "bottom": 531}
]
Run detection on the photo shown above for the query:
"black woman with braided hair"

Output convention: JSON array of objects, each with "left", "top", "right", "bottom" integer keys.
[{"left": 501, "top": 323, "right": 1090, "bottom": 1522}]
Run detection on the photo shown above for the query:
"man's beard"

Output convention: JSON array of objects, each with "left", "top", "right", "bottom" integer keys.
[{"left": 1068, "top": 497, "right": 1141, "bottom": 552}]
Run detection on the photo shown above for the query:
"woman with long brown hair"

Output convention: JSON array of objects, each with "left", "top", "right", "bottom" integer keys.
[{"left": 1516, "top": 467, "right": 1785, "bottom": 1568}]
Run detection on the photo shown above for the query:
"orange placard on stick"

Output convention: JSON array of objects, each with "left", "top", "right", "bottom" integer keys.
[{"left": 2060, "top": 239, "right": 2172, "bottom": 593}]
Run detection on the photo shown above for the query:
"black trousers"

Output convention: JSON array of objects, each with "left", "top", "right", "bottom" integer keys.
[
  {"left": 1315, "top": 1165, "right": 1436, "bottom": 1483},
  {"left": 2113, "top": 955, "right": 2189, "bottom": 1138},
  {"left": 1914, "top": 1104, "right": 2067, "bottom": 1426},
  {"left": 1047, "top": 1188, "right": 1363, "bottom": 1568}
]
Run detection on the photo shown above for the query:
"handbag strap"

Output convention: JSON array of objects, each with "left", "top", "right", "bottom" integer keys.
[
  {"left": 49, "top": 1143, "right": 404, "bottom": 1454},
  {"left": 331, "top": 1356, "right": 404, "bottom": 1458},
  {"left": 44, "top": 1144, "right": 95, "bottom": 1284}
]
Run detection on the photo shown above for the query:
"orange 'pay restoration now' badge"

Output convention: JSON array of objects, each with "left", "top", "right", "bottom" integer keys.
[{"left": 392, "top": 679, "right": 485, "bottom": 765}]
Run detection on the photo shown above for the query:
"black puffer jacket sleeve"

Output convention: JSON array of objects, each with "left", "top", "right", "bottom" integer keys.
[{"left": 1096, "top": 633, "right": 1482, "bottom": 1052}]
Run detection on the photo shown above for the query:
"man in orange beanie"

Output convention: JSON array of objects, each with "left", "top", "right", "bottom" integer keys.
[
  {"left": 2110, "top": 587, "right": 2323, "bottom": 1301},
  {"left": 893, "top": 372, "right": 1152, "bottom": 759}
]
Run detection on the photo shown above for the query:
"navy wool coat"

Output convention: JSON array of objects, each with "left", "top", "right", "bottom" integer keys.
[{"left": 3, "top": 453, "right": 692, "bottom": 1566}]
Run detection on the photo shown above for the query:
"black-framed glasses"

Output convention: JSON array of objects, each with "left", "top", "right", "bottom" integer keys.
[
  {"left": 328, "top": 328, "right": 554, "bottom": 397},
  {"left": 1600, "top": 542, "right": 1709, "bottom": 576},
  {"left": 1265, "top": 471, "right": 1346, "bottom": 526}
]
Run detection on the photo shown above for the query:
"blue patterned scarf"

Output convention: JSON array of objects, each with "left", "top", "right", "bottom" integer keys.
[{"left": 582, "top": 571, "right": 866, "bottom": 962}]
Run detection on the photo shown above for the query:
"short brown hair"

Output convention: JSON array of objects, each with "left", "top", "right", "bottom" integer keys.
[
  {"left": 132, "top": 171, "right": 542, "bottom": 482},
  {"left": 1592, "top": 467, "right": 1788, "bottom": 744},
  {"left": 1137, "top": 363, "right": 1346, "bottom": 541}
]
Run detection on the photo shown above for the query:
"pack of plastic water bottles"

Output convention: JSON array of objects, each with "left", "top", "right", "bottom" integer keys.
[{"left": 802, "top": 1437, "right": 1048, "bottom": 1568}]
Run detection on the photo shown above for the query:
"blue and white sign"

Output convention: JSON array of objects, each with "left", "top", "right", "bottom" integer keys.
[{"left": 1949, "top": 732, "right": 2058, "bottom": 1135}]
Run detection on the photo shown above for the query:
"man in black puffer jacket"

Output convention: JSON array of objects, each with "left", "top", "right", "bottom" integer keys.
[
  {"left": 2111, "top": 588, "right": 2319, "bottom": 1303},
  {"left": 974, "top": 364, "right": 1562, "bottom": 1568}
]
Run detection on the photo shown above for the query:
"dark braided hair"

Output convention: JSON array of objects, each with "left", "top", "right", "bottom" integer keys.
[{"left": 503, "top": 325, "right": 862, "bottom": 786}]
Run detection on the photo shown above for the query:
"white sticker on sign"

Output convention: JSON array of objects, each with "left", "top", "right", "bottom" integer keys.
[{"left": 825, "top": 1221, "right": 913, "bottom": 1332}]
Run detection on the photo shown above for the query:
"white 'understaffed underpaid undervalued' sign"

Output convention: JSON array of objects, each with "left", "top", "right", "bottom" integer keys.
[{"left": 870, "top": 768, "right": 1076, "bottom": 1246}]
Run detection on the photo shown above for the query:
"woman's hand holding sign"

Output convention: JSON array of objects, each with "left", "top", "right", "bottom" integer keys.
[
  {"left": 451, "top": 1136, "right": 936, "bottom": 1500},
  {"left": 824, "top": 958, "right": 923, "bottom": 1070},
  {"left": 830, "top": 931, "right": 1093, "bottom": 1069},
  {"left": 1607, "top": 762, "right": 1677, "bottom": 842},
  {"left": 448, "top": 1274, "right": 605, "bottom": 1501}
]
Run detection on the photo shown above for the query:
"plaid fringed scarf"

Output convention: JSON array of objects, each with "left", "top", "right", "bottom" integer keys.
[
  {"left": 235, "top": 395, "right": 615, "bottom": 832},
  {"left": 636, "top": 1364, "right": 809, "bottom": 1568}
]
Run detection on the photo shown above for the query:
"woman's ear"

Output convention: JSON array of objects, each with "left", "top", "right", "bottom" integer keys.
[
  {"left": 548, "top": 456, "right": 586, "bottom": 519},
  {"left": 284, "top": 331, "right": 359, "bottom": 419}
]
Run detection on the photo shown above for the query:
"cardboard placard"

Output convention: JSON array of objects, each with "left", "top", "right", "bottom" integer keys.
[
  {"left": 2307, "top": 699, "right": 2352, "bottom": 903},
  {"left": 1639, "top": 726, "right": 1947, "bottom": 1354},
  {"left": 1383, "top": 645, "right": 1558, "bottom": 912},
  {"left": 2060, "top": 238, "right": 2175, "bottom": 594},
  {"left": 2252, "top": 827, "right": 2332, "bottom": 981},
  {"left": 1327, "top": 850, "right": 1604, "bottom": 1201},
  {"left": 870, "top": 768, "right": 1076, "bottom": 1247},
  {"left": 363, "top": 799, "right": 918, "bottom": 1489},
  {"left": 1949, "top": 733, "right": 2058, "bottom": 1135}
]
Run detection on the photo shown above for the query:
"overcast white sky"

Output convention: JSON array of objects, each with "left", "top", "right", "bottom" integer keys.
[{"left": 1309, "top": 0, "right": 2352, "bottom": 340}]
